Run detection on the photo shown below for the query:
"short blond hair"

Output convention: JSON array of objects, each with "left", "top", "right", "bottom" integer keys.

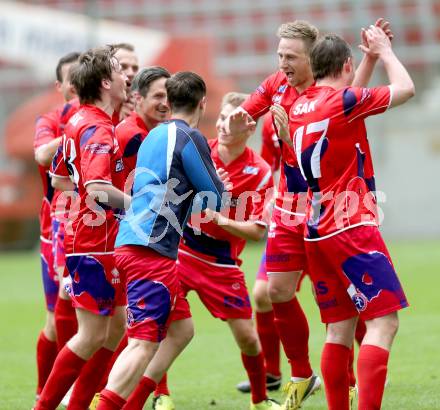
[
  {"left": 277, "top": 20, "right": 319, "bottom": 54},
  {"left": 221, "top": 92, "right": 249, "bottom": 109}
]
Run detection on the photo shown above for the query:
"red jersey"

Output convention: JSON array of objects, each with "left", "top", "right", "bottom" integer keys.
[
  {"left": 180, "top": 140, "right": 274, "bottom": 267},
  {"left": 34, "top": 98, "right": 80, "bottom": 239},
  {"left": 62, "top": 105, "right": 126, "bottom": 254},
  {"left": 261, "top": 113, "right": 281, "bottom": 172},
  {"left": 241, "top": 71, "right": 307, "bottom": 216},
  {"left": 114, "top": 111, "right": 149, "bottom": 178},
  {"left": 289, "top": 85, "right": 391, "bottom": 240}
]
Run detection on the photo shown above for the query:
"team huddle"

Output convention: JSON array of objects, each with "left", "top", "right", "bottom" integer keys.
[{"left": 32, "top": 18, "right": 414, "bottom": 410}]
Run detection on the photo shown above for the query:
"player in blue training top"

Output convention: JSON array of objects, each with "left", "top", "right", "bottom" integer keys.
[{"left": 97, "top": 71, "right": 229, "bottom": 409}]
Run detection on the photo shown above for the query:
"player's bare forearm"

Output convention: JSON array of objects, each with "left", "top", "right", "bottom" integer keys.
[
  {"left": 86, "top": 182, "right": 131, "bottom": 210},
  {"left": 35, "top": 137, "right": 62, "bottom": 166},
  {"left": 51, "top": 175, "right": 74, "bottom": 192},
  {"left": 212, "top": 213, "right": 267, "bottom": 241},
  {"left": 352, "top": 54, "right": 377, "bottom": 87}
]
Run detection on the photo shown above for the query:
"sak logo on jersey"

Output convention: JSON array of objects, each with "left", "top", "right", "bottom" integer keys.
[
  {"left": 293, "top": 100, "right": 317, "bottom": 115},
  {"left": 242, "top": 165, "right": 259, "bottom": 175}
]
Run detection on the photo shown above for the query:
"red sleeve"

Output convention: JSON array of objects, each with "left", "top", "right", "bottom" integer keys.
[
  {"left": 343, "top": 86, "right": 391, "bottom": 122},
  {"left": 50, "top": 139, "right": 70, "bottom": 178},
  {"left": 249, "top": 164, "right": 274, "bottom": 226},
  {"left": 241, "top": 74, "right": 277, "bottom": 120},
  {"left": 34, "top": 111, "right": 59, "bottom": 151},
  {"left": 80, "top": 126, "right": 114, "bottom": 186},
  {"left": 261, "top": 113, "right": 281, "bottom": 172}
]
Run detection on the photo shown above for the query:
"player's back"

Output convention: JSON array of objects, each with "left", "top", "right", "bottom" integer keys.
[
  {"left": 290, "top": 84, "right": 391, "bottom": 239},
  {"left": 116, "top": 119, "right": 224, "bottom": 259}
]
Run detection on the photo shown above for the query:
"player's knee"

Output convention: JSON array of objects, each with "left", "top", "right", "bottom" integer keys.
[
  {"left": 129, "top": 338, "right": 160, "bottom": 360},
  {"left": 268, "top": 282, "right": 293, "bottom": 303},
  {"left": 377, "top": 313, "right": 400, "bottom": 338},
  {"left": 253, "top": 286, "right": 272, "bottom": 311},
  {"left": 236, "top": 330, "right": 260, "bottom": 354},
  {"left": 326, "top": 319, "right": 356, "bottom": 347}
]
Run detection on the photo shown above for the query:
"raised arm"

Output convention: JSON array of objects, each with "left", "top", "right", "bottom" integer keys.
[
  {"left": 365, "top": 26, "right": 415, "bottom": 107},
  {"left": 352, "top": 18, "right": 394, "bottom": 88}
]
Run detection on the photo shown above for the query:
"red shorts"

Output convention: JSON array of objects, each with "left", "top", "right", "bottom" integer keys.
[
  {"left": 52, "top": 219, "right": 66, "bottom": 271},
  {"left": 65, "top": 253, "right": 125, "bottom": 316},
  {"left": 256, "top": 249, "right": 307, "bottom": 291},
  {"left": 40, "top": 237, "right": 59, "bottom": 312},
  {"left": 256, "top": 251, "right": 268, "bottom": 281},
  {"left": 177, "top": 250, "right": 252, "bottom": 320},
  {"left": 265, "top": 207, "right": 307, "bottom": 273},
  {"left": 115, "top": 245, "right": 191, "bottom": 343},
  {"left": 305, "top": 225, "right": 409, "bottom": 323}
]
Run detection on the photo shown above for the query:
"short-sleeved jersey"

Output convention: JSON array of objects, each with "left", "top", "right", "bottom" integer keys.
[
  {"left": 34, "top": 98, "right": 80, "bottom": 239},
  {"left": 290, "top": 85, "right": 392, "bottom": 240},
  {"left": 241, "top": 71, "right": 307, "bottom": 216},
  {"left": 116, "top": 119, "right": 225, "bottom": 259},
  {"left": 115, "top": 111, "right": 149, "bottom": 179},
  {"left": 180, "top": 139, "right": 274, "bottom": 267},
  {"left": 261, "top": 113, "right": 281, "bottom": 173},
  {"left": 62, "top": 104, "right": 126, "bottom": 254},
  {"left": 242, "top": 71, "right": 299, "bottom": 119}
]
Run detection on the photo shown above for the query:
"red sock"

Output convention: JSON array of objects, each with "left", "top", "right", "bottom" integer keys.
[
  {"left": 124, "top": 376, "right": 157, "bottom": 410},
  {"left": 348, "top": 346, "right": 356, "bottom": 387},
  {"left": 97, "top": 389, "right": 126, "bottom": 410},
  {"left": 98, "top": 334, "right": 128, "bottom": 391},
  {"left": 35, "top": 346, "right": 86, "bottom": 410},
  {"left": 321, "top": 343, "right": 350, "bottom": 410},
  {"left": 36, "top": 331, "right": 58, "bottom": 395},
  {"left": 54, "top": 297, "right": 78, "bottom": 351},
  {"left": 67, "top": 347, "right": 114, "bottom": 410},
  {"left": 272, "top": 297, "right": 312, "bottom": 378},
  {"left": 154, "top": 373, "right": 170, "bottom": 396},
  {"left": 256, "top": 311, "right": 281, "bottom": 377},
  {"left": 357, "top": 344, "right": 389, "bottom": 410},
  {"left": 355, "top": 319, "right": 367, "bottom": 346},
  {"left": 241, "top": 353, "right": 266, "bottom": 404}
]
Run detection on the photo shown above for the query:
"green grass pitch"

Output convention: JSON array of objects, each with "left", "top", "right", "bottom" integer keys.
[{"left": 1, "top": 240, "right": 439, "bottom": 409}]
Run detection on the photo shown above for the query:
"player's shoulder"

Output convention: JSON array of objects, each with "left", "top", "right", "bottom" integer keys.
[
  {"left": 178, "top": 122, "right": 207, "bottom": 148},
  {"left": 36, "top": 108, "right": 59, "bottom": 126},
  {"left": 259, "top": 71, "right": 288, "bottom": 94},
  {"left": 115, "top": 112, "right": 136, "bottom": 135}
]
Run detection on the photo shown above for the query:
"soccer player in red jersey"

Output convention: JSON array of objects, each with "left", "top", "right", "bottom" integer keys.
[
  {"left": 112, "top": 43, "right": 140, "bottom": 124},
  {"left": 288, "top": 28, "right": 414, "bottom": 410},
  {"left": 33, "top": 51, "right": 80, "bottom": 401},
  {"left": 238, "top": 19, "right": 393, "bottom": 409},
  {"left": 35, "top": 46, "right": 130, "bottom": 410},
  {"left": 236, "top": 21, "right": 321, "bottom": 407}
]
